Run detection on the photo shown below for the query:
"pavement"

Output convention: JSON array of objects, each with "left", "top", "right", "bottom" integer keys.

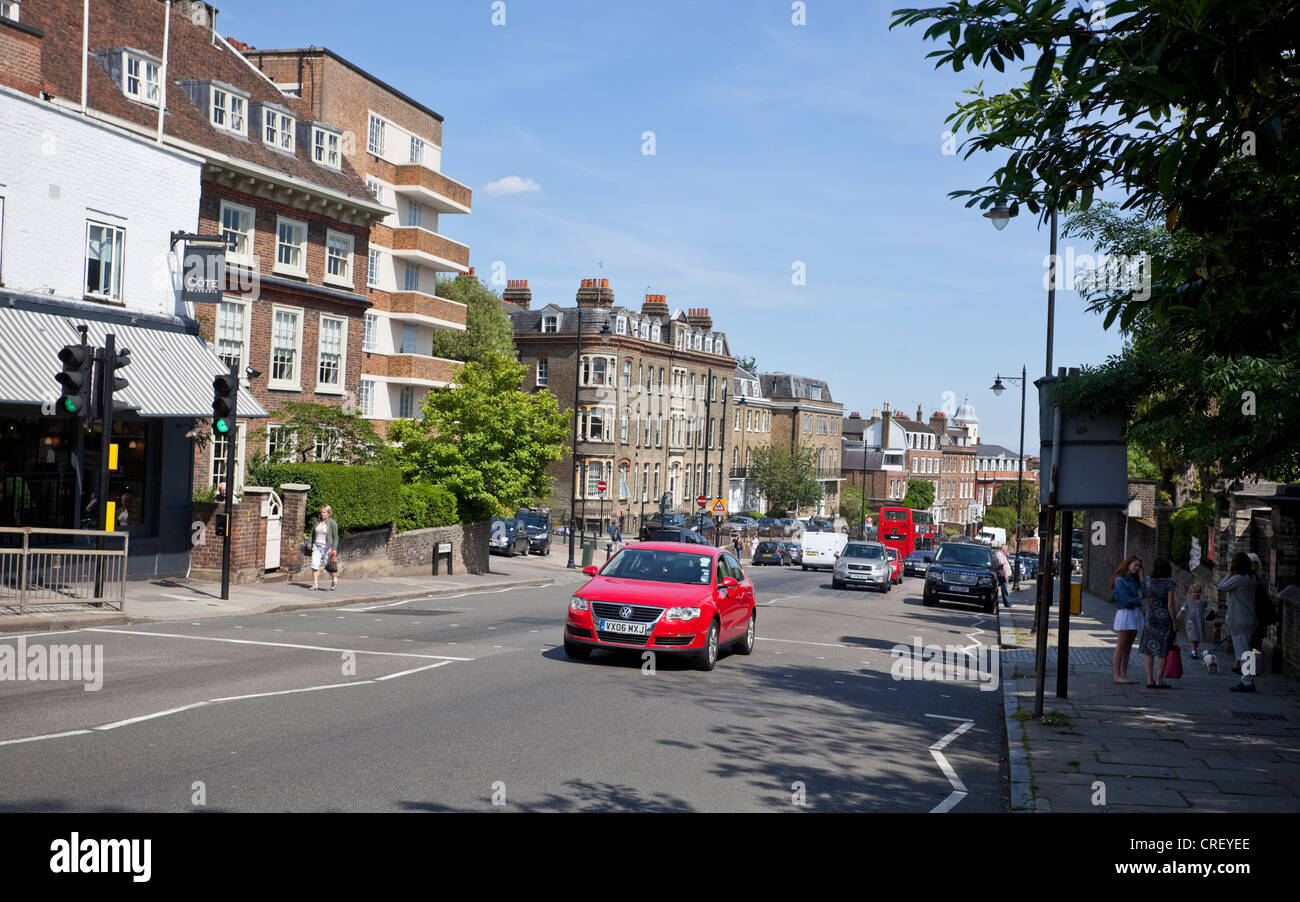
[
  {"left": 0, "top": 544, "right": 591, "bottom": 634},
  {"left": 999, "top": 582, "right": 1300, "bottom": 812}
]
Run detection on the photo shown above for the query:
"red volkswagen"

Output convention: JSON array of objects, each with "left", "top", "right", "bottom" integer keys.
[{"left": 563, "top": 543, "right": 757, "bottom": 671}]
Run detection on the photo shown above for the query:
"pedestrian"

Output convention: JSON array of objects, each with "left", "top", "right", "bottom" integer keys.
[
  {"left": 1246, "top": 553, "right": 1277, "bottom": 653},
  {"left": 614, "top": 523, "right": 623, "bottom": 545},
  {"left": 1219, "top": 552, "right": 1258, "bottom": 692},
  {"left": 992, "top": 543, "right": 1012, "bottom": 608},
  {"left": 1111, "top": 555, "right": 1145, "bottom": 685},
  {"left": 310, "top": 504, "right": 340, "bottom": 591},
  {"left": 749, "top": 534, "right": 759, "bottom": 560},
  {"left": 1140, "top": 557, "right": 1177, "bottom": 689},
  {"left": 732, "top": 533, "right": 742, "bottom": 559},
  {"left": 1179, "top": 584, "right": 1208, "bottom": 658}
]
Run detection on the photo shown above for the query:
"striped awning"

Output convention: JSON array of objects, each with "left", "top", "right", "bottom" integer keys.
[{"left": 0, "top": 306, "right": 268, "bottom": 418}]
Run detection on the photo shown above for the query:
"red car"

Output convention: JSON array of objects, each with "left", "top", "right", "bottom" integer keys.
[
  {"left": 887, "top": 547, "right": 903, "bottom": 584},
  {"left": 563, "top": 543, "right": 757, "bottom": 671}
]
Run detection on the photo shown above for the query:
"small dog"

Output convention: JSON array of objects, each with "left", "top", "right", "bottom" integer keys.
[{"left": 1202, "top": 652, "right": 1219, "bottom": 674}]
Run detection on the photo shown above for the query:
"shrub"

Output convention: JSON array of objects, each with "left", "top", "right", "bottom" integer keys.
[
  {"left": 247, "top": 462, "right": 401, "bottom": 534},
  {"left": 1170, "top": 500, "right": 1214, "bottom": 565},
  {"left": 397, "top": 483, "right": 460, "bottom": 533}
]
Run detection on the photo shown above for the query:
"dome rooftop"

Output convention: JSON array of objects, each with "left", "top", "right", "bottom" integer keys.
[{"left": 953, "top": 397, "right": 979, "bottom": 422}]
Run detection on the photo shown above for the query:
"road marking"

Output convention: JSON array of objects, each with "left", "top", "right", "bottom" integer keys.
[
  {"left": 924, "top": 714, "right": 975, "bottom": 813},
  {"left": 375, "top": 661, "right": 452, "bottom": 681},
  {"left": 211, "top": 681, "right": 374, "bottom": 703},
  {"left": 95, "top": 702, "right": 211, "bottom": 731},
  {"left": 83, "top": 628, "right": 472, "bottom": 661},
  {"left": 0, "top": 729, "right": 93, "bottom": 747},
  {"left": 342, "top": 586, "right": 519, "bottom": 612},
  {"left": 761, "top": 637, "right": 854, "bottom": 649}
]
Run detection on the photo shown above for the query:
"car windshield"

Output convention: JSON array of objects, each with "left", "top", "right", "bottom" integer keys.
[
  {"left": 842, "top": 544, "right": 884, "bottom": 559},
  {"left": 517, "top": 513, "right": 548, "bottom": 530},
  {"left": 655, "top": 514, "right": 685, "bottom": 527},
  {"left": 601, "top": 548, "right": 715, "bottom": 585},
  {"left": 936, "top": 544, "right": 994, "bottom": 567}
]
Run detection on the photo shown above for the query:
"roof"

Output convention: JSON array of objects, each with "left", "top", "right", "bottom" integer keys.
[
  {"left": 758, "top": 372, "right": 834, "bottom": 402},
  {"left": 842, "top": 447, "right": 890, "bottom": 471},
  {"left": 25, "top": 0, "right": 378, "bottom": 207},
  {"left": 890, "top": 415, "right": 936, "bottom": 435},
  {"left": 244, "top": 46, "right": 444, "bottom": 123},
  {"left": 975, "top": 443, "right": 1020, "bottom": 459}
]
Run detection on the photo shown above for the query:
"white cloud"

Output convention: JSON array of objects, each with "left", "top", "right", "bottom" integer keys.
[{"left": 481, "top": 176, "right": 542, "bottom": 197}]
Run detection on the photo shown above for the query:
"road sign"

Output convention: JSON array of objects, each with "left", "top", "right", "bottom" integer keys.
[
  {"left": 697, "top": 494, "right": 707, "bottom": 508},
  {"left": 596, "top": 480, "right": 608, "bottom": 494},
  {"left": 712, "top": 498, "right": 726, "bottom": 515}
]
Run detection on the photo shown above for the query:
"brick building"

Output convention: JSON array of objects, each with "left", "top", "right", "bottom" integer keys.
[
  {"left": 727, "top": 367, "right": 773, "bottom": 515},
  {"left": 510, "top": 281, "right": 736, "bottom": 535},
  {"left": 973, "top": 442, "right": 1039, "bottom": 521},
  {"left": 243, "top": 45, "right": 472, "bottom": 427},
  {"left": 759, "top": 373, "right": 844, "bottom": 517}
]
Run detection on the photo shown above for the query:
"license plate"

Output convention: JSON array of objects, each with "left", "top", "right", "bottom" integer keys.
[
  {"left": 948, "top": 585, "right": 969, "bottom": 593},
  {"left": 848, "top": 572, "right": 867, "bottom": 579},
  {"left": 600, "top": 620, "right": 647, "bottom": 635}
]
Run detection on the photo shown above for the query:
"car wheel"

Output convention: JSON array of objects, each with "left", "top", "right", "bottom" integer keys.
[
  {"left": 564, "top": 639, "right": 592, "bottom": 660},
  {"left": 922, "top": 591, "right": 937, "bottom": 607},
  {"left": 832, "top": 578, "right": 844, "bottom": 590},
  {"left": 983, "top": 596, "right": 996, "bottom": 614},
  {"left": 734, "top": 610, "right": 756, "bottom": 655},
  {"left": 801, "top": 565, "right": 808, "bottom": 572},
  {"left": 696, "top": 620, "right": 720, "bottom": 671}
]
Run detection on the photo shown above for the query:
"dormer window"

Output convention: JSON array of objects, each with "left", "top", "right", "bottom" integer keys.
[
  {"left": 124, "top": 52, "right": 160, "bottom": 105},
  {"left": 211, "top": 84, "right": 248, "bottom": 135},
  {"left": 262, "top": 106, "right": 295, "bottom": 153},
  {"left": 615, "top": 316, "right": 626, "bottom": 335},
  {"left": 651, "top": 324, "right": 660, "bottom": 342},
  {"left": 542, "top": 315, "right": 559, "bottom": 333},
  {"left": 312, "top": 126, "right": 341, "bottom": 169}
]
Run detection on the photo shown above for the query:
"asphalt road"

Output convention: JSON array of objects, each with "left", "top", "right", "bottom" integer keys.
[{"left": 0, "top": 563, "right": 1008, "bottom": 812}]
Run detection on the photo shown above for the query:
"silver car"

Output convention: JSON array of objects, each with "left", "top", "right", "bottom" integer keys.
[{"left": 832, "top": 541, "right": 892, "bottom": 592}]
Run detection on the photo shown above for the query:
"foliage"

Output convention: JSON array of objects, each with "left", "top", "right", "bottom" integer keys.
[
  {"left": 432, "top": 274, "right": 517, "bottom": 366},
  {"left": 735, "top": 354, "right": 758, "bottom": 374},
  {"left": 901, "top": 479, "right": 936, "bottom": 512},
  {"left": 1127, "top": 443, "right": 1162, "bottom": 481},
  {"left": 396, "top": 482, "right": 460, "bottom": 533},
  {"left": 248, "top": 401, "right": 392, "bottom": 467},
  {"left": 982, "top": 506, "right": 1017, "bottom": 534},
  {"left": 840, "top": 486, "right": 865, "bottom": 526},
  {"left": 389, "top": 352, "right": 568, "bottom": 523},
  {"left": 893, "top": 1, "right": 1300, "bottom": 482},
  {"left": 991, "top": 482, "right": 1039, "bottom": 534},
  {"left": 246, "top": 462, "right": 402, "bottom": 534},
  {"left": 1170, "top": 500, "right": 1214, "bottom": 566},
  {"left": 192, "top": 483, "right": 217, "bottom": 504},
  {"left": 749, "top": 443, "right": 824, "bottom": 516}
]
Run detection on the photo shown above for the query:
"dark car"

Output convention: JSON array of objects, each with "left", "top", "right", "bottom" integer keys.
[
  {"left": 490, "top": 517, "right": 530, "bottom": 557},
  {"left": 752, "top": 540, "right": 790, "bottom": 566},
  {"left": 780, "top": 541, "right": 803, "bottom": 564},
  {"left": 639, "top": 512, "right": 687, "bottom": 541},
  {"left": 649, "top": 528, "right": 711, "bottom": 545},
  {"left": 903, "top": 550, "right": 934, "bottom": 577},
  {"left": 516, "top": 507, "right": 552, "bottom": 555},
  {"left": 923, "top": 542, "right": 999, "bottom": 612},
  {"left": 1011, "top": 552, "right": 1039, "bottom": 579}
]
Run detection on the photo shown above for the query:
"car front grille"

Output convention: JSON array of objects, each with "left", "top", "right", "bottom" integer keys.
[
  {"left": 655, "top": 635, "right": 694, "bottom": 647},
  {"left": 591, "top": 602, "right": 662, "bottom": 623},
  {"left": 949, "top": 571, "right": 978, "bottom": 584},
  {"left": 596, "top": 630, "right": 649, "bottom": 646}
]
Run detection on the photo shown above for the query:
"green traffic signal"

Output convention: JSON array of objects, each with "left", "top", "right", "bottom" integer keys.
[
  {"left": 63, "top": 397, "right": 79, "bottom": 413},
  {"left": 215, "top": 418, "right": 230, "bottom": 434}
]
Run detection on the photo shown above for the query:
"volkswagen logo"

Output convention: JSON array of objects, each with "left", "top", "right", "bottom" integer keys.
[{"left": 619, "top": 606, "right": 633, "bottom": 620}]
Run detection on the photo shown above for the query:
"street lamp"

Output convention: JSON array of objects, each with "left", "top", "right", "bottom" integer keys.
[
  {"left": 566, "top": 300, "right": 613, "bottom": 568},
  {"left": 990, "top": 368, "right": 1027, "bottom": 592},
  {"left": 982, "top": 201, "right": 1017, "bottom": 231}
]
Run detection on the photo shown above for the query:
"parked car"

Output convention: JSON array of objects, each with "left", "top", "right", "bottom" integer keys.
[
  {"left": 923, "top": 542, "right": 999, "bottom": 612},
  {"left": 886, "top": 547, "right": 903, "bottom": 584},
  {"left": 1010, "top": 552, "right": 1039, "bottom": 579},
  {"left": 490, "top": 517, "right": 530, "bottom": 557},
  {"left": 725, "top": 516, "right": 758, "bottom": 530},
  {"left": 516, "top": 507, "right": 552, "bottom": 555},
  {"left": 903, "top": 550, "right": 934, "bottom": 577},
  {"left": 649, "top": 528, "right": 711, "bottom": 545},
  {"left": 832, "top": 541, "right": 892, "bottom": 592},
  {"left": 639, "top": 512, "right": 686, "bottom": 541},
  {"left": 752, "top": 540, "right": 791, "bottom": 566},
  {"left": 801, "top": 531, "right": 848, "bottom": 571},
  {"left": 563, "top": 543, "right": 757, "bottom": 671},
  {"left": 780, "top": 540, "right": 803, "bottom": 564}
]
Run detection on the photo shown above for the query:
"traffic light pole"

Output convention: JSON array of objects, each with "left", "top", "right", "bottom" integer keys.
[
  {"left": 220, "top": 363, "right": 238, "bottom": 601},
  {"left": 93, "top": 334, "right": 118, "bottom": 602}
]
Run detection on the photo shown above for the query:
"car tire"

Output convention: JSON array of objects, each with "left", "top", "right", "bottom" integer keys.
[
  {"left": 983, "top": 596, "right": 996, "bottom": 614},
  {"left": 922, "top": 591, "right": 937, "bottom": 607},
  {"left": 832, "top": 578, "right": 844, "bottom": 590},
  {"left": 734, "top": 610, "right": 756, "bottom": 655},
  {"left": 696, "top": 620, "right": 720, "bottom": 671},
  {"left": 801, "top": 565, "right": 808, "bottom": 572},
  {"left": 564, "top": 640, "right": 592, "bottom": 660}
]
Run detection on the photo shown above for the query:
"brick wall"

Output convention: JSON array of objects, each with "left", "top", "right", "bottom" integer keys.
[
  {"left": 189, "top": 487, "right": 269, "bottom": 582},
  {"left": 0, "top": 18, "right": 43, "bottom": 97},
  {"left": 387, "top": 520, "right": 489, "bottom": 575}
]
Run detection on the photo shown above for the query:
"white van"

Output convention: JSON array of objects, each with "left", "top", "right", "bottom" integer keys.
[
  {"left": 976, "top": 526, "right": 1007, "bottom": 547},
  {"left": 801, "top": 531, "right": 848, "bottom": 571}
]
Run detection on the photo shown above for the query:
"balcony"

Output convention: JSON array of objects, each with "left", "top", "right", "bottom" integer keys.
[
  {"left": 391, "top": 164, "right": 473, "bottom": 214},
  {"left": 389, "top": 225, "right": 470, "bottom": 273},
  {"left": 363, "top": 353, "right": 461, "bottom": 387},
  {"left": 387, "top": 291, "right": 467, "bottom": 331}
]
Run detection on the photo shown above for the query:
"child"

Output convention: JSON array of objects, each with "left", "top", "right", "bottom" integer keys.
[{"left": 1179, "top": 584, "right": 1208, "bottom": 659}]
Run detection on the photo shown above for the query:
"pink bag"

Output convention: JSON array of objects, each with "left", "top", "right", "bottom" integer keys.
[{"left": 1164, "top": 645, "right": 1183, "bottom": 679}]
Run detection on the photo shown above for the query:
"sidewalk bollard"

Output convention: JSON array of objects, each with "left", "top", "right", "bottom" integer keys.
[
  {"left": 581, "top": 540, "right": 594, "bottom": 568},
  {"left": 605, "top": 542, "right": 613, "bottom": 562}
]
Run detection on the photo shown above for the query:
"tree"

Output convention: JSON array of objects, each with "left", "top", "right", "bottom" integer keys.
[
  {"left": 750, "top": 443, "right": 823, "bottom": 516},
  {"left": 431, "top": 274, "right": 517, "bottom": 366},
  {"left": 735, "top": 354, "right": 758, "bottom": 374},
  {"left": 892, "top": 1, "right": 1300, "bottom": 481},
  {"left": 249, "top": 401, "right": 391, "bottom": 467},
  {"left": 901, "top": 479, "right": 935, "bottom": 512},
  {"left": 991, "top": 482, "right": 1039, "bottom": 535},
  {"left": 840, "top": 486, "right": 865, "bottom": 527},
  {"left": 982, "top": 506, "right": 1016, "bottom": 535},
  {"left": 388, "top": 352, "right": 568, "bottom": 521}
]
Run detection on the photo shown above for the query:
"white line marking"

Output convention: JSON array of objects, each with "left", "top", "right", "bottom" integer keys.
[
  {"left": 924, "top": 714, "right": 975, "bottom": 813},
  {"left": 210, "top": 681, "right": 374, "bottom": 703},
  {"left": 94, "top": 702, "right": 210, "bottom": 731},
  {"left": 0, "top": 729, "right": 94, "bottom": 747},
  {"left": 375, "top": 661, "right": 452, "bottom": 681},
  {"left": 761, "top": 637, "right": 853, "bottom": 649},
  {"left": 0, "top": 629, "right": 102, "bottom": 642},
  {"left": 82, "top": 628, "right": 472, "bottom": 661},
  {"left": 343, "top": 585, "right": 519, "bottom": 612}
]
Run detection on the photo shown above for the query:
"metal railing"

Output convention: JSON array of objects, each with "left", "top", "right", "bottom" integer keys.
[{"left": 0, "top": 527, "right": 128, "bottom": 613}]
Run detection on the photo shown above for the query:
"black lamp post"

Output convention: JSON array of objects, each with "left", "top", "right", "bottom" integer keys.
[
  {"left": 567, "top": 302, "right": 612, "bottom": 568},
  {"left": 991, "top": 366, "right": 1027, "bottom": 592}
]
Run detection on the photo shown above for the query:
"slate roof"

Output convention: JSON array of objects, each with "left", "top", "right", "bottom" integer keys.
[{"left": 758, "top": 372, "right": 834, "bottom": 402}]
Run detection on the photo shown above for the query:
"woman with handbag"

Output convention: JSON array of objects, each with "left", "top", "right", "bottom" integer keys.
[
  {"left": 1140, "top": 558, "right": 1178, "bottom": 688},
  {"left": 1111, "top": 555, "right": 1145, "bottom": 684},
  {"left": 310, "top": 504, "right": 340, "bottom": 591}
]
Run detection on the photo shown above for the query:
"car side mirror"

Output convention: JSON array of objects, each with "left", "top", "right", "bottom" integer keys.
[
  {"left": 583, "top": 565, "right": 598, "bottom": 577},
  {"left": 719, "top": 576, "right": 739, "bottom": 589}
]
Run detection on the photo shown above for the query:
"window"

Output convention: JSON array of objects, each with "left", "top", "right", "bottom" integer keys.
[
  {"left": 275, "top": 218, "right": 307, "bottom": 275},
  {"left": 407, "top": 199, "right": 423, "bottom": 229},
  {"left": 85, "top": 222, "right": 124, "bottom": 300},
  {"left": 616, "top": 317, "right": 626, "bottom": 335},
  {"left": 1, "top": 2, "right": 19, "bottom": 22},
  {"left": 542, "top": 315, "right": 558, "bottom": 333},
  {"left": 211, "top": 86, "right": 247, "bottom": 135},
  {"left": 622, "top": 360, "right": 631, "bottom": 389},
  {"left": 368, "top": 113, "right": 385, "bottom": 156},
  {"left": 810, "top": 385, "right": 822, "bottom": 401},
  {"left": 585, "top": 461, "right": 603, "bottom": 497},
  {"left": 590, "top": 358, "right": 607, "bottom": 386},
  {"left": 124, "top": 52, "right": 160, "bottom": 105},
  {"left": 313, "top": 127, "right": 341, "bottom": 169},
  {"left": 325, "top": 231, "right": 353, "bottom": 285},
  {"left": 658, "top": 368, "right": 665, "bottom": 394},
  {"left": 409, "top": 135, "right": 424, "bottom": 164},
  {"left": 269, "top": 306, "right": 302, "bottom": 388},
  {"left": 366, "top": 176, "right": 384, "bottom": 203},
  {"left": 267, "top": 424, "right": 291, "bottom": 460},
  {"left": 362, "top": 313, "right": 377, "bottom": 352},
  {"left": 404, "top": 263, "right": 420, "bottom": 292},
  {"left": 219, "top": 202, "right": 254, "bottom": 264},
  {"left": 536, "top": 357, "right": 548, "bottom": 386},
  {"left": 746, "top": 410, "right": 752, "bottom": 431},
  {"left": 215, "top": 300, "right": 249, "bottom": 372},
  {"left": 317, "top": 315, "right": 346, "bottom": 393},
  {"left": 587, "top": 408, "right": 606, "bottom": 441},
  {"left": 263, "top": 107, "right": 295, "bottom": 152},
  {"left": 210, "top": 423, "right": 245, "bottom": 491},
  {"left": 735, "top": 409, "right": 740, "bottom": 431},
  {"left": 359, "top": 380, "right": 375, "bottom": 417},
  {"left": 651, "top": 324, "right": 660, "bottom": 342},
  {"left": 620, "top": 411, "right": 629, "bottom": 442},
  {"left": 367, "top": 249, "right": 380, "bottom": 288},
  {"left": 398, "top": 386, "right": 415, "bottom": 419},
  {"left": 640, "top": 322, "right": 649, "bottom": 339},
  {"left": 400, "top": 323, "right": 419, "bottom": 354},
  {"left": 313, "top": 431, "right": 337, "bottom": 462}
]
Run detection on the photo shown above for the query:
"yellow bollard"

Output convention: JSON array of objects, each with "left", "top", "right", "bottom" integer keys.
[{"left": 1069, "top": 582, "right": 1082, "bottom": 615}]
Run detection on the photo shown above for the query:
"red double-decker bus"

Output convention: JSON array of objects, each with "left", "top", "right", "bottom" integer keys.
[{"left": 878, "top": 508, "right": 937, "bottom": 557}]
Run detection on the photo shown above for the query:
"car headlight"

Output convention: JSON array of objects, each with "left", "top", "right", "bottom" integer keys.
[
  {"left": 927, "top": 569, "right": 942, "bottom": 582},
  {"left": 978, "top": 575, "right": 993, "bottom": 586},
  {"left": 666, "top": 606, "right": 701, "bottom": 621},
  {"left": 569, "top": 596, "right": 589, "bottom": 612}
]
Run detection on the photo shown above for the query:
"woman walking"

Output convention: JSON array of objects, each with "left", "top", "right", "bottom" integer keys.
[
  {"left": 1140, "top": 558, "right": 1177, "bottom": 689},
  {"left": 1219, "top": 552, "right": 1258, "bottom": 692},
  {"left": 310, "top": 504, "right": 340, "bottom": 591},
  {"left": 1111, "top": 555, "right": 1145, "bottom": 684}
]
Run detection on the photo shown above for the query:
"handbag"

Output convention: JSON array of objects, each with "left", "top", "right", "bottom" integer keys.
[
  {"left": 325, "top": 548, "right": 339, "bottom": 574},
  {"left": 301, "top": 541, "right": 312, "bottom": 556},
  {"left": 1164, "top": 645, "right": 1183, "bottom": 679}
]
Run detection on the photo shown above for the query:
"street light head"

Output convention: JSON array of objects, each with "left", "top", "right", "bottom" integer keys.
[
  {"left": 983, "top": 201, "right": 1016, "bottom": 231},
  {"left": 991, "top": 377, "right": 1005, "bottom": 396}
]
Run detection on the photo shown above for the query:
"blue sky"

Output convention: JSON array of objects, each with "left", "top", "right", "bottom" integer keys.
[{"left": 220, "top": 0, "right": 1123, "bottom": 452}]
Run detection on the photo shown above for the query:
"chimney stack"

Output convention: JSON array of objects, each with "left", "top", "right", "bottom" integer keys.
[
  {"left": 576, "top": 277, "right": 614, "bottom": 308},
  {"left": 916, "top": 403, "right": 923, "bottom": 423},
  {"left": 871, "top": 409, "right": 880, "bottom": 419},
  {"left": 459, "top": 266, "right": 476, "bottom": 281},
  {"left": 882, "top": 402, "right": 893, "bottom": 449},
  {"left": 685, "top": 307, "right": 713, "bottom": 331},
  {"left": 503, "top": 279, "right": 531, "bottom": 309},
  {"left": 641, "top": 293, "right": 669, "bottom": 318}
]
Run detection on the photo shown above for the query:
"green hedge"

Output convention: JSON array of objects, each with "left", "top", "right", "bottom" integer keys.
[
  {"left": 248, "top": 462, "right": 401, "bottom": 534},
  {"left": 1171, "top": 500, "right": 1214, "bottom": 566},
  {"left": 397, "top": 483, "right": 460, "bottom": 533}
]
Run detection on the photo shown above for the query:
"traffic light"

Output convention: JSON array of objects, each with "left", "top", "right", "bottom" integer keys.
[
  {"left": 56, "top": 344, "right": 94, "bottom": 416},
  {"left": 101, "top": 346, "right": 132, "bottom": 415},
  {"left": 212, "top": 372, "right": 238, "bottom": 436}
]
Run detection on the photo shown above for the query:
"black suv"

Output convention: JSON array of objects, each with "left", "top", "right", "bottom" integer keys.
[
  {"left": 922, "top": 542, "right": 1000, "bottom": 612},
  {"left": 639, "top": 512, "right": 686, "bottom": 541},
  {"left": 516, "top": 508, "right": 552, "bottom": 555}
]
